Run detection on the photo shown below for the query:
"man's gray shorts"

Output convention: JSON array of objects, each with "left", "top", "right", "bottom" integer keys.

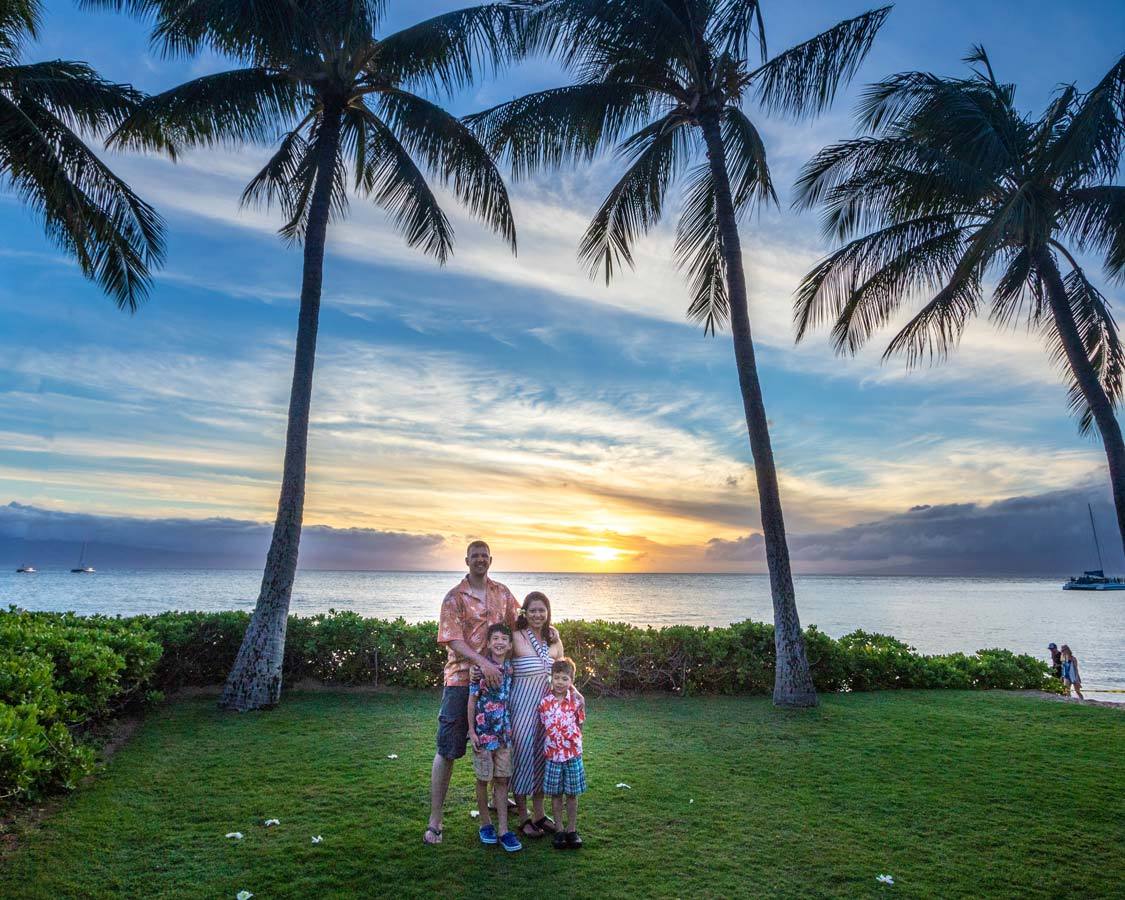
[{"left": 436, "top": 685, "right": 470, "bottom": 760}]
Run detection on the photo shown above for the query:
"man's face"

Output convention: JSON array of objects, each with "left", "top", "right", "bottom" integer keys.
[
  {"left": 466, "top": 545, "right": 491, "bottom": 577},
  {"left": 488, "top": 630, "right": 511, "bottom": 657},
  {"left": 551, "top": 669, "right": 573, "bottom": 694}
]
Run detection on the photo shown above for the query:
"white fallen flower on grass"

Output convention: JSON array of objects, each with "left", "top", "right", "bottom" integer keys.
[
  {"left": 236, "top": 891, "right": 253, "bottom": 900},
  {"left": 264, "top": 819, "right": 280, "bottom": 827},
  {"left": 688, "top": 799, "right": 694, "bottom": 804},
  {"left": 386, "top": 754, "right": 399, "bottom": 759},
  {"left": 469, "top": 810, "right": 480, "bottom": 819},
  {"left": 311, "top": 835, "right": 323, "bottom": 844},
  {"left": 615, "top": 783, "right": 631, "bottom": 789},
  {"left": 224, "top": 832, "right": 243, "bottom": 840},
  {"left": 876, "top": 874, "right": 895, "bottom": 885}
]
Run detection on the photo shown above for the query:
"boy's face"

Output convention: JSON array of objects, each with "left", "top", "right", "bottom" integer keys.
[
  {"left": 551, "top": 669, "right": 573, "bottom": 694},
  {"left": 488, "top": 630, "right": 511, "bottom": 657}
]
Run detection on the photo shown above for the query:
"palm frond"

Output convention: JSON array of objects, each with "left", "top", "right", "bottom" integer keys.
[
  {"left": 464, "top": 81, "right": 656, "bottom": 178},
  {"left": 882, "top": 255, "right": 984, "bottom": 365},
  {"left": 988, "top": 245, "right": 1044, "bottom": 330},
  {"left": 793, "top": 215, "right": 966, "bottom": 349},
  {"left": 377, "top": 88, "right": 515, "bottom": 251},
  {"left": 107, "top": 67, "right": 303, "bottom": 158},
  {"left": 709, "top": 0, "right": 767, "bottom": 64},
  {"left": 1047, "top": 264, "right": 1125, "bottom": 434},
  {"left": 0, "top": 0, "right": 39, "bottom": 64},
  {"left": 0, "top": 60, "right": 143, "bottom": 134},
  {"left": 0, "top": 90, "right": 164, "bottom": 309},
  {"left": 375, "top": 3, "right": 526, "bottom": 95},
  {"left": 750, "top": 6, "right": 890, "bottom": 120},
  {"left": 1061, "top": 185, "right": 1125, "bottom": 281},
  {"left": 578, "top": 113, "right": 691, "bottom": 282},
  {"left": 676, "top": 163, "right": 728, "bottom": 336},
  {"left": 1046, "top": 52, "right": 1125, "bottom": 187},
  {"left": 722, "top": 106, "right": 775, "bottom": 210},
  {"left": 351, "top": 104, "right": 454, "bottom": 262}
]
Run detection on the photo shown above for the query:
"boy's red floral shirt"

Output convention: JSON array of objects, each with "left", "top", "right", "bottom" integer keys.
[{"left": 538, "top": 687, "right": 585, "bottom": 762}]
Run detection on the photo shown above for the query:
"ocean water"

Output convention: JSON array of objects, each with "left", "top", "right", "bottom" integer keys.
[{"left": 4, "top": 570, "right": 1123, "bottom": 696}]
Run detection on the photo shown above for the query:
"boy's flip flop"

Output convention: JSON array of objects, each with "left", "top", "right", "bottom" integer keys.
[{"left": 423, "top": 826, "right": 442, "bottom": 845}]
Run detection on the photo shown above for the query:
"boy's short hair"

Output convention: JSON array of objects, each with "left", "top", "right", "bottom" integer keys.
[
  {"left": 486, "top": 623, "right": 512, "bottom": 640},
  {"left": 552, "top": 657, "right": 576, "bottom": 678}
]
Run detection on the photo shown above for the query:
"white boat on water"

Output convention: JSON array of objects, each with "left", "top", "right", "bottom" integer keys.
[
  {"left": 1063, "top": 504, "right": 1124, "bottom": 590},
  {"left": 71, "top": 542, "right": 95, "bottom": 574},
  {"left": 16, "top": 564, "right": 37, "bottom": 573}
]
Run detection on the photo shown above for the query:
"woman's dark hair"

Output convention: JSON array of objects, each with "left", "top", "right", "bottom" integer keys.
[
  {"left": 516, "top": 591, "right": 553, "bottom": 642},
  {"left": 1060, "top": 644, "right": 1073, "bottom": 658}
]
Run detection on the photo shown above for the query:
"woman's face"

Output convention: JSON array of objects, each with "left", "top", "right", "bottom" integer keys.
[{"left": 525, "top": 599, "right": 549, "bottom": 628}]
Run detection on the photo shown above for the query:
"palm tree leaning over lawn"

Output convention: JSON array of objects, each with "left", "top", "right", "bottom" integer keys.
[
  {"left": 794, "top": 48, "right": 1125, "bottom": 555},
  {"left": 1, "top": 0, "right": 162, "bottom": 308},
  {"left": 470, "top": 0, "right": 890, "bottom": 706},
  {"left": 101, "top": 0, "right": 520, "bottom": 710}
]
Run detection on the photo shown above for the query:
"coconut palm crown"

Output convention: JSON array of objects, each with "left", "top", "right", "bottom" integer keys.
[
  {"left": 469, "top": 0, "right": 891, "bottom": 706},
  {"left": 1, "top": 0, "right": 163, "bottom": 309},
  {"left": 96, "top": 0, "right": 522, "bottom": 710},
  {"left": 794, "top": 47, "right": 1125, "bottom": 554}
]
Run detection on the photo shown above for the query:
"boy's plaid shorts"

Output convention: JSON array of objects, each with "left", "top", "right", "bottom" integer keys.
[{"left": 543, "top": 755, "right": 586, "bottom": 795}]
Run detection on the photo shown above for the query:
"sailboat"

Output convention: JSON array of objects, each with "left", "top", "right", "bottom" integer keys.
[
  {"left": 71, "top": 542, "right": 95, "bottom": 574},
  {"left": 15, "top": 564, "right": 37, "bottom": 573},
  {"left": 1063, "top": 504, "right": 1125, "bottom": 590}
]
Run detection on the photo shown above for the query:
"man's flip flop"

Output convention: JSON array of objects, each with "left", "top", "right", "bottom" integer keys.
[{"left": 423, "top": 826, "right": 442, "bottom": 845}]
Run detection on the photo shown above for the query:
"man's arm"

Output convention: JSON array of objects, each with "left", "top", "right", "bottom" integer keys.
[
  {"left": 447, "top": 639, "right": 503, "bottom": 686},
  {"left": 467, "top": 686, "right": 481, "bottom": 749}
]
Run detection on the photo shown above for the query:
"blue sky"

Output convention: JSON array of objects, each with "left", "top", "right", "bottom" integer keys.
[{"left": 2, "top": 1, "right": 1125, "bottom": 572}]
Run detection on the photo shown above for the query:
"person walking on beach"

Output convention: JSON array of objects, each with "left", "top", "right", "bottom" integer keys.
[
  {"left": 1060, "top": 645, "right": 1084, "bottom": 700},
  {"left": 1048, "top": 643, "right": 1062, "bottom": 679},
  {"left": 424, "top": 540, "right": 520, "bottom": 845}
]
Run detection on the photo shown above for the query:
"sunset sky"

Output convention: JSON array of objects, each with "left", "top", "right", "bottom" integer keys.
[{"left": 3, "top": 1, "right": 1125, "bottom": 573}]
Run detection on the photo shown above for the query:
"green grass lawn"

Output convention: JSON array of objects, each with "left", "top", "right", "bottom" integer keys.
[{"left": 1, "top": 691, "right": 1121, "bottom": 899}]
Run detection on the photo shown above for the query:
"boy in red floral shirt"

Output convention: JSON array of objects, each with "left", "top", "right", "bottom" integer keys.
[{"left": 538, "top": 657, "right": 586, "bottom": 849}]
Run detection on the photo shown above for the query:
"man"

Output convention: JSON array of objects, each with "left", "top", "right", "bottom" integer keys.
[{"left": 424, "top": 540, "right": 519, "bottom": 845}]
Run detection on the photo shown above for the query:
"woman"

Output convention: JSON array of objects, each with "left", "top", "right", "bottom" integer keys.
[
  {"left": 1060, "top": 644, "right": 1084, "bottom": 700},
  {"left": 509, "top": 591, "right": 565, "bottom": 838}
]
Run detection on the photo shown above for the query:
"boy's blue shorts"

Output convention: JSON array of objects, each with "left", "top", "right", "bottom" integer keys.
[{"left": 543, "top": 756, "right": 586, "bottom": 795}]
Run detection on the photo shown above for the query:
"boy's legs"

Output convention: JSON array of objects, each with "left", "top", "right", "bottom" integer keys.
[
  {"left": 475, "top": 778, "right": 492, "bottom": 827},
  {"left": 565, "top": 794, "right": 578, "bottom": 833},
  {"left": 494, "top": 778, "right": 510, "bottom": 833}
]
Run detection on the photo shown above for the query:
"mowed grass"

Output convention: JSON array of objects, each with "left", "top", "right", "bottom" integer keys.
[{"left": 1, "top": 691, "right": 1121, "bottom": 899}]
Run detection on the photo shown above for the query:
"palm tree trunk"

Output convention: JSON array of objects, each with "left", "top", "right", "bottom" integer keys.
[
  {"left": 220, "top": 110, "right": 344, "bottom": 712},
  {"left": 699, "top": 110, "right": 817, "bottom": 707},
  {"left": 1040, "top": 250, "right": 1125, "bottom": 560}
]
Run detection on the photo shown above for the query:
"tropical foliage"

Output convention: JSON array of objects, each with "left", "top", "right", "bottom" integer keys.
[
  {"left": 794, "top": 48, "right": 1125, "bottom": 552},
  {"left": 0, "top": 0, "right": 163, "bottom": 308},
  {"left": 93, "top": 0, "right": 521, "bottom": 709},
  {"left": 468, "top": 0, "right": 891, "bottom": 706}
]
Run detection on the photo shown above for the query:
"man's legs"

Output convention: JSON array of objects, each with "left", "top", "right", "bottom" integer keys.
[{"left": 426, "top": 753, "right": 454, "bottom": 842}]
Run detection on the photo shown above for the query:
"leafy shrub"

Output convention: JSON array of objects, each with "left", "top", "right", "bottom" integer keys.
[{"left": 0, "top": 608, "right": 161, "bottom": 802}]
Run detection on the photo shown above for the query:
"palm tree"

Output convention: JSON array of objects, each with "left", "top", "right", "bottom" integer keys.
[
  {"left": 100, "top": 0, "right": 521, "bottom": 711},
  {"left": 1, "top": 0, "right": 163, "bottom": 309},
  {"left": 469, "top": 0, "right": 890, "bottom": 706},
  {"left": 794, "top": 48, "right": 1125, "bottom": 556}
]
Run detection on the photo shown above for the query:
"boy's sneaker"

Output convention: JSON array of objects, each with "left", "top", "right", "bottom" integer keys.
[
  {"left": 566, "top": 831, "right": 583, "bottom": 849},
  {"left": 499, "top": 831, "right": 523, "bottom": 853},
  {"left": 552, "top": 831, "right": 568, "bottom": 850},
  {"left": 478, "top": 824, "right": 498, "bottom": 845}
]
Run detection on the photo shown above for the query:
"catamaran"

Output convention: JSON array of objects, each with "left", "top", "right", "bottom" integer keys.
[
  {"left": 1063, "top": 504, "right": 1125, "bottom": 590},
  {"left": 71, "top": 542, "right": 95, "bottom": 574}
]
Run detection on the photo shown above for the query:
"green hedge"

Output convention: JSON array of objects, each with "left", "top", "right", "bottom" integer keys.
[
  {"left": 2, "top": 607, "right": 1057, "bottom": 803},
  {"left": 1, "top": 609, "right": 161, "bottom": 802}
]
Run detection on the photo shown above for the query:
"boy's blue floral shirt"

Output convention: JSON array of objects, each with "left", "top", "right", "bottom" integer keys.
[{"left": 469, "top": 659, "right": 513, "bottom": 750}]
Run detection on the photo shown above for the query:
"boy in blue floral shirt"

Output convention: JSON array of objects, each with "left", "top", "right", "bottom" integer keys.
[{"left": 468, "top": 624, "right": 521, "bottom": 851}]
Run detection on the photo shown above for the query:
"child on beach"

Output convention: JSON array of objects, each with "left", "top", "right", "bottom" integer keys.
[
  {"left": 539, "top": 657, "right": 586, "bottom": 850},
  {"left": 468, "top": 624, "right": 521, "bottom": 852},
  {"left": 1060, "top": 644, "right": 1084, "bottom": 700}
]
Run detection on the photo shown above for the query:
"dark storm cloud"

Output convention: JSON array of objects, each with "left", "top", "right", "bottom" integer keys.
[
  {"left": 705, "top": 487, "right": 1122, "bottom": 575},
  {"left": 0, "top": 502, "right": 446, "bottom": 570}
]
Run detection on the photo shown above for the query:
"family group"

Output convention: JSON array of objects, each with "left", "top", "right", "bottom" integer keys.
[
  {"left": 424, "top": 541, "right": 586, "bottom": 852},
  {"left": 1047, "top": 643, "right": 1085, "bottom": 699}
]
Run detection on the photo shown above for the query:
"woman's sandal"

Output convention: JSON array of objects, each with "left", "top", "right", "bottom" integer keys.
[
  {"left": 519, "top": 817, "right": 544, "bottom": 838},
  {"left": 533, "top": 816, "right": 558, "bottom": 834},
  {"left": 423, "top": 825, "right": 442, "bottom": 845}
]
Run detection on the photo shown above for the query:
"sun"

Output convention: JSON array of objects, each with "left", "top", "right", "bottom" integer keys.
[{"left": 584, "top": 546, "right": 624, "bottom": 563}]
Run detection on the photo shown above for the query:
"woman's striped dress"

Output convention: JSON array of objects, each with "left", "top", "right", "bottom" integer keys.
[{"left": 510, "top": 630, "right": 552, "bottom": 796}]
